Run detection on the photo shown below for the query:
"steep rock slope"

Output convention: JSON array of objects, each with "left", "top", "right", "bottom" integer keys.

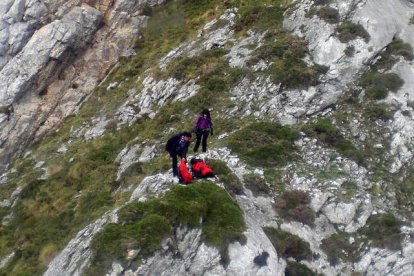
[{"left": 0, "top": 0, "right": 414, "bottom": 275}]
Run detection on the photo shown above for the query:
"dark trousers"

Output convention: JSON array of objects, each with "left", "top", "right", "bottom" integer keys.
[
  {"left": 169, "top": 151, "right": 182, "bottom": 176},
  {"left": 193, "top": 131, "right": 209, "bottom": 152}
]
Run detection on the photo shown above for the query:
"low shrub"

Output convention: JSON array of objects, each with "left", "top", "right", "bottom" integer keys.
[
  {"left": 263, "top": 227, "right": 312, "bottom": 261},
  {"left": 274, "top": 190, "right": 315, "bottom": 226},
  {"left": 243, "top": 173, "right": 270, "bottom": 196},
  {"left": 360, "top": 213, "right": 402, "bottom": 251},
  {"left": 336, "top": 22, "right": 370, "bottom": 43}
]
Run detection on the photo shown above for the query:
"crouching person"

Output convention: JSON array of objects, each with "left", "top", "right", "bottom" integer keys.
[{"left": 165, "top": 132, "right": 192, "bottom": 177}]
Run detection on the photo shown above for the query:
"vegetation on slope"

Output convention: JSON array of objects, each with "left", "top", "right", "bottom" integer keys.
[{"left": 86, "top": 182, "right": 245, "bottom": 274}]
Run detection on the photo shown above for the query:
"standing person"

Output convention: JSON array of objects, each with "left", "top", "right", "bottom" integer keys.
[
  {"left": 193, "top": 109, "right": 213, "bottom": 153},
  {"left": 165, "top": 132, "right": 192, "bottom": 177}
]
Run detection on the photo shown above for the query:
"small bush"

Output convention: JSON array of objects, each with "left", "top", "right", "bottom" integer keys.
[
  {"left": 206, "top": 159, "right": 244, "bottom": 196},
  {"left": 317, "top": 7, "right": 340, "bottom": 24},
  {"left": 263, "top": 227, "right": 312, "bottom": 261},
  {"left": 336, "top": 22, "right": 370, "bottom": 43},
  {"left": 274, "top": 190, "right": 315, "bottom": 226},
  {"left": 243, "top": 173, "right": 270, "bottom": 197},
  {"left": 360, "top": 213, "right": 402, "bottom": 251}
]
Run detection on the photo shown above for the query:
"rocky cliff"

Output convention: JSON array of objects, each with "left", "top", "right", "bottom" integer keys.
[{"left": 1, "top": 0, "right": 414, "bottom": 275}]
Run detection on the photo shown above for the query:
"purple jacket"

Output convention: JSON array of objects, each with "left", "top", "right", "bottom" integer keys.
[{"left": 196, "top": 116, "right": 213, "bottom": 130}]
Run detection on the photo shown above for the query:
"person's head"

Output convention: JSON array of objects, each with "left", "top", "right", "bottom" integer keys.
[
  {"left": 201, "top": 109, "right": 210, "bottom": 118},
  {"left": 182, "top": 132, "right": 192, "bottom": 141}
]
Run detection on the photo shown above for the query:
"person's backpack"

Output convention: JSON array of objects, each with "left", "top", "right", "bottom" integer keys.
[
  {"left": 178, "top": 159, "right": 192, "bottom": 184},
  {"left": 190, "top": 158, "right": 214, "bottom": 178}
]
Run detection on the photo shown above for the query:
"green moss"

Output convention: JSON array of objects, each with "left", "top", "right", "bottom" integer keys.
[
  {"left": 206, "top": 159, "right": 244, "bottom": 196},
  {"left": 360, "top": 213, "right": 402, "bottom": 251},
  {"left": 227, "top": 122, "right": 299, "bottom": 168},
  {"left": 263, "top": 227, "right": 312, "bottom": 261},
  {"left": 274, "top": 190, "right": 315, "bottom": 226},
  {"left": 321, "top": 232, "right": 360, "bottom": 265},
  {"left": 336, "top": 22, "right": 370, "bottom": 43},
  {"left": 87, "top": 182, "right": 245, "bottom": 274}
]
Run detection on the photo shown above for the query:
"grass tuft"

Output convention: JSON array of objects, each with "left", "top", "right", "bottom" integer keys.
[{"left": 227, "top": 122, "right": 299, "bottom": 168}]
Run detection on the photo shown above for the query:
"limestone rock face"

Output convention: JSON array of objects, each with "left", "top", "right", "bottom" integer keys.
[{"left": 0, "top": 0, "right": 166, "bottom": 173}]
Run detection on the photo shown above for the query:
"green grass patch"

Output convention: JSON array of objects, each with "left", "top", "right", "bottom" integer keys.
[
  {"left": 396, "top": 170, "right": 414, "bottom": 212},
  {"left": 320, "top": 232, "right": 361, "bottom": 265},
  {"left": 274, "top": 190, "right": 315, "bottom": 226},
  {"left": 363, "top": 103, "right": 396, "bottom": 121},
  {"left": 359, "top": 213, "right": 402, "bottom": 251},
  {"left": 227, "top": 122, "right": 299, "bottom": 168},
  {"left": 248, "top": 30, "right": 327, "bottom": 89},
  {"left": 233, "top": 1, "right": 291, "bottom": 33},
  {"left": 263, "top": 227, "right": 313, "bottom": 261},
  {"left": 205, "top": 159, "right": 244, "bottom": 196},
  {"left": 374, "top": 39, "right": 413, "bottom": 71},
  {"left": 360, "top": 71, "right": 404, "bottom": 100},
  {"left": 86, "top": 182, "right": 245, "bottom": 274},
  {"left": 302, "top": 118, "right": 365, "bottom": 164},
  {"left": 336, "top": 22, "right": 370, "bottom": 43}
]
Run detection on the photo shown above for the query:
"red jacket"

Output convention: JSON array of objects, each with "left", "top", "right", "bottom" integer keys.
[
  {"left": 179, "top": 159, "right": 192, "bottom": 184},
  {"left": 191, "top": 160, "right": 214, "bottom": 178}
]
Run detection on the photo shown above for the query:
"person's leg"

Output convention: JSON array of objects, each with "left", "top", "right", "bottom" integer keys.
[
  {"left": 170, "top": 152, "right": 178, "bottom": 176},
  {"left": 202, "top": 131, "right": 209, "bottom": 152},
  {"left": 193, "top": 132, "right": 202, "bottom": 152}
]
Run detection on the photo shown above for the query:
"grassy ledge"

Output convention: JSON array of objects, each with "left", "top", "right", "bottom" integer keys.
[{"left": 85, "top": 182, "right": 245, "bottom": 274}]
